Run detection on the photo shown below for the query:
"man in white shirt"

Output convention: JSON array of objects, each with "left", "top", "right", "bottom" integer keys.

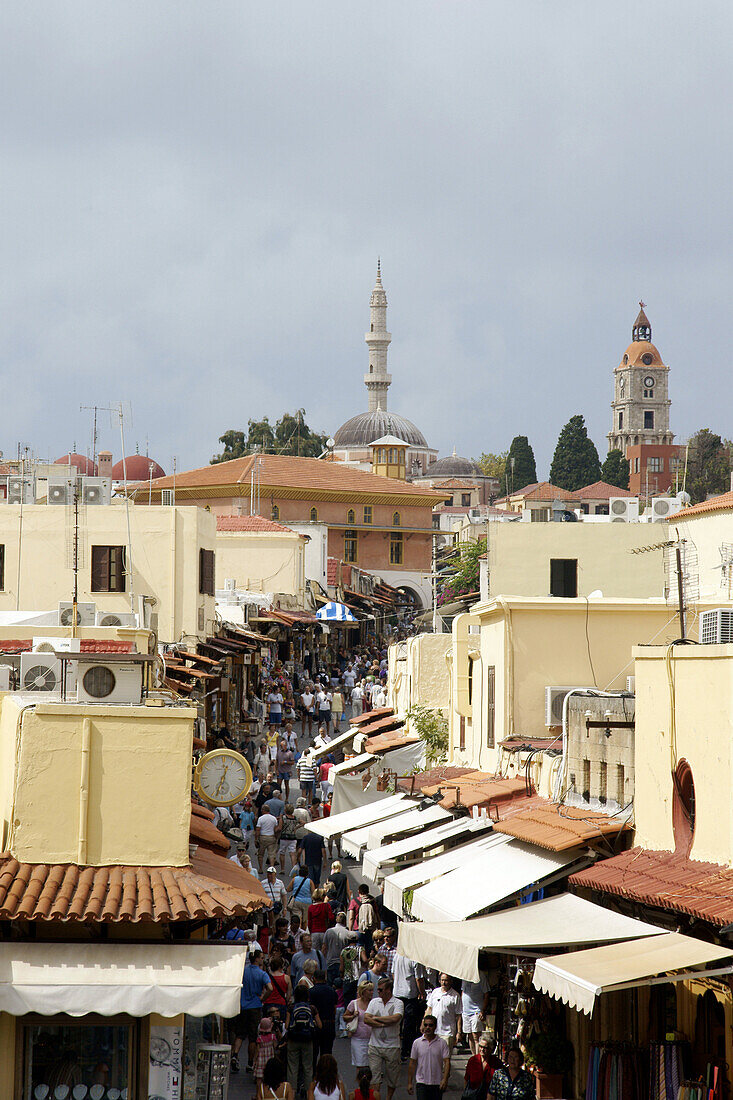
[
  {"left": 351, "top": 682, "right": 365, "bottom": 716},
  {"left": 316, "top": 688, "right": 332, "bottom": 731},
  {"left": 261, "top": 866, "right": 287, "bottom": 924},
  {"left": 343, "top": 665, "right": 356, "bottom": 696},
  {"left": 365, "top": 976, "right": 404, "bottom": 1100},
  {"left": 461, "top": 973, "right": 489, "bottom": 1055},
  {"left": 426, "top": 973, "right": 461, "bottom": 1051},
  {"left": 255, "top": 810, "right": 279, "bottom": 870},
  {"left": 300, "top": 688, "right": 315, "bottom": 736},
  {"left": 393, "top": 953, "right": 426, "bottom": 1060},
  {"left": 267, "top": 689, "right": 284, "bottom": 727}
]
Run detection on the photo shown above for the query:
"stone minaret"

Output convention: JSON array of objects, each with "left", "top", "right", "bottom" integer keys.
[{"left": 364, "top": 260, "right": 392, "bottom": 412}]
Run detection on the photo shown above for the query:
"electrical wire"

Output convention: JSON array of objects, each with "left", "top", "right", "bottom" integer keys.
[{"left": 584, "top": 595, "right": 598, "bottom": 687}]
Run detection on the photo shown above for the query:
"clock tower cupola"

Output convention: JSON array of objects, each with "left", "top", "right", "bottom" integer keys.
[{"left": 608, "top": 301, "right": 673, "bottom": 456}]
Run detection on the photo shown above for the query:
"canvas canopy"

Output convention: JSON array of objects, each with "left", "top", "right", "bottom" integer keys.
[
  {"left": 341, "top": 803, "right": 451, "bottom": 859},
  {"left": 305, "top": 793, "right": 409, "bottom": 838},
  {"left": 383, "top": 833, "right": 501, "bottom": 914},
  {"left": 362, "top": 816, "right": 493, "bottom": 882}
]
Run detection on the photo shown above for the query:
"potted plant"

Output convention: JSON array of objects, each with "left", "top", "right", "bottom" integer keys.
[{"left": 522, "top": 1032, "right": 573, "bottom": 1099}]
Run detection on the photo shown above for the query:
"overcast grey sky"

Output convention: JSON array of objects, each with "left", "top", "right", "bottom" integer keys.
[{"left": 2, "top": 2, "right": 731, "bottom": 477}]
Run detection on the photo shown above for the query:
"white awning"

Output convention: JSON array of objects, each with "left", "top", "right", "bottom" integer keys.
[
  {"left": 383, "top": 833, "right": 500, "bottom": 914},
  {"left": 310, "top": 726, "right": 358, "bottom": 761},
  {"left": 397, "top": 894, "right": 669, "bottom": 982},
  {"left": 533, "top": 933, "right": 733, "bottom": 1016},
  {"left": 341, "top": 803, "right": 450, "bottom": 859},
  {"left": 331, "top": 752, "right": 376, "bottom": 777},
  {"left": 305, "top": 793, "right": 410, "bottom": 838},
  {"left": 0, "top": 943, "right": 246, "bottom": 1017},
  {"left": 362, "top": 816, "right": 493, "bottom": 882},
  {"left": 411, "top": 838, "right": 577, "bottom": 922}
]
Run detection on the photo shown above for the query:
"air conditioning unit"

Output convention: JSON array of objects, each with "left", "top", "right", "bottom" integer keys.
[
  {"left": 626, "top": 676, "right": 635, "bottom": 693},
  {"left": 650, "top": 497, "right": 676, "bottom": 521},
  {"left": 95, "top": 611, "right": 138, "bottom": 627},
  {"left": 700, "top": 608, "right": 733, "bottom": 645},
  {"left": 162, "top": 489, "right": 175, "bottom": 506},
  {"left": 544, "top": 686, "right": 576, "bottom": 727},
  {"left": 82, "top": 477, "right": 111, "bottom": 506},
  {"left": 76, "top": 661, "right": 144, "bottom": 704},
  {"left": 47, "top": 476, "right": 76, "bottom": 506},
  {"left": 609, "top": 497, "right": 640, "bottom": 522},
  {"left": 8, "top": 476, "right": 35, "bottom": 505},
  {"left": 20, "top": 653, "right": 62, "bottom": 694},
  {"left": 0, "top": 666, "right": 12, "bottom": 691},
  {"left": 33, "top": 637, "right": 81, "bottom": 653},
  {"left": 58, "top": 602, "right": 97, "bottom": 627}
]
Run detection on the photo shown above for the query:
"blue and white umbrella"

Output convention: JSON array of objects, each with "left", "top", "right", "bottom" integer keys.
[{"left": 316, "top": 601, "right": 357, "bottom": 622}]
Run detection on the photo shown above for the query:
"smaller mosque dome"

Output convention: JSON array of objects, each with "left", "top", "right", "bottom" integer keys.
[
  {"left": 426, "top": 451, "right": 482, "bottom": 478},
  {"left": 55, "top": 453, "right": 97, "bottom": 476},
  {"left": 111, "top": 455, "right": 166, "bottom": 481}
]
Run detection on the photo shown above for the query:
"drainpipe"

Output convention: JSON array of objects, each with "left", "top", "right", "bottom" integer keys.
[{"left": 78, "top": 718, "right": 91, "bottom": 864}]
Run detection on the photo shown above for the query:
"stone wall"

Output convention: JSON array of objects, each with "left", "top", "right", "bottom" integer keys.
[{"left": 566, "top": 693, "right": 635, "bottom": 811}]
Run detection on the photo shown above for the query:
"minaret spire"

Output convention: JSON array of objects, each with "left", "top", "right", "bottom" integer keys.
[{"left": 364, "top": 260, "right": 392, "bottom": 412}]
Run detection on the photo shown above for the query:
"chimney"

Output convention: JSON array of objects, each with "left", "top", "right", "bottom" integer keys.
[{"left": 98, "top": 451, "right": 113, "bottom": 478}]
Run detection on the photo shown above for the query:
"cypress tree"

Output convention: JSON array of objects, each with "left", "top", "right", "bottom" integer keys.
[
  {"left": 506, "top": 435, "right": 537, "bottom": 492},
  {"left": 600, "top": 449, "right": 630, "bottom": 490},
  {"left": 549, "top": 414, "right": 601, "bottom": 491}
]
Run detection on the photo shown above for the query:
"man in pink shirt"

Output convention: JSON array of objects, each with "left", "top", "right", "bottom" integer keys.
[{"left": 407, "top": 1015, "right": 450, "bottom": 1100}]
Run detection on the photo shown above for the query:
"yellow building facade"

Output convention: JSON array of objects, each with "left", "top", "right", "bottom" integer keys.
[{"left": 215, "top": 519, "right": 308, "bottom": 605}]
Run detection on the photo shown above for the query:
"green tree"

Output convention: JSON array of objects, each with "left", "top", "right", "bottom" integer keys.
[
  {"left": 211, "top": 410, "right": 328, "bottom": 463},
  {"left": 475, "top": 452, "right": 507, "bottom": 483},
  {"left": 506, "top": 435, "right": 537, "bottom": 492},
  {"left": 211, "top": 430, "right": 248, "bottom": 463},
  {"left": 600, "top": 449, "right": 630, "bottom": 490},
  {"left": 549, "top": 414, "right": 601, "bottom": 491},
  {"left": 684, "top": 429, "right": 731, "bottom": 504},
  {"left": 438, "top": 537, "right": 486, "bottom": 605}
]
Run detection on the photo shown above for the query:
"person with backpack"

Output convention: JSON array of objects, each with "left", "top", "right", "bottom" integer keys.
[
  {"left": 291, "top": 932, "right": 325, "bottom": 986},
  {"left": 288, "top": 865, "right": 316, "bottom": 930},
  {"left": 308, "top": 969, "right": 338, "bottom": 1059},
  {"left": 286, "top": 986, "right": 321, "bottom": 1098},
  {"left": 356, "top": 884, "right": 379, "bottom": 956}
]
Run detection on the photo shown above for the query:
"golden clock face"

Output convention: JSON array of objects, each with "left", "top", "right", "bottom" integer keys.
[{"left": 194, "top": 749, "right": 252, "bottom": 807}]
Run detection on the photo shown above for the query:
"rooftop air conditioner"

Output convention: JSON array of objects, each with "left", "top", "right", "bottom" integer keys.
[
  {"left": 224, "top": 578, "right": 237, "bottom": 593},
  {"left": 626, "top": 676, "right": 636, "bottom": 693},
  {"left": 33, "top": 637, "right": 81, "bottom": 653},
  {"left": 609, "top": 497, "right": 640, "bottom": 523},
  {"left": 58, "top": 602, "right": 97, "bottom": 627},
  {"left": 700, "top": 608, "right": 733, "bottom": 645},
  {"left": 162, "top": 488, "right": 175, "bottom": 506},
  {"left": 82, "top": 477, "right": 111, "bottom": 506},
  {"left": 76, "top": 661, "right": 144, "bottom": 704},
  {"left": 20, "top": 653, "right": 62, "bottom": 694},
  {"left": 94, "top": 611, "right": 138, "bottom": 627},
  {"left": 544, "top": 686, "right": 576, "bottom": 727},
  {"left": 650, "top": 497, "right": 676, "bottom": 521},
  {"left": 47, "top": 476, "right": 76, "bottom": 506},
  {"left": 7, "top": 476, "right": 35, "bottom": 505},
  {"left": 0, "top": 666, "right": 12, "bottom": 691}
]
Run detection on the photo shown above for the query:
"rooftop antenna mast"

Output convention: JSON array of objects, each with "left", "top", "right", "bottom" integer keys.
[
  {"left": 80, "top": 404, "right": 101, "bottom": 467},
  {"left": 96, "top": 403, "right": 136, "bottom": 613},
  {"left": 631, "top": 533, "right": 699, "bottom": 642},
  {"left": 65, "top": 474, "right": 87, "bottom": 638}
]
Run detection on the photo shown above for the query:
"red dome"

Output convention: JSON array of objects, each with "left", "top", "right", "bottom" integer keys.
[
  {"left": 111, "top": 455, "right": 166, "bottom": 481},
  {"left": 55, "top": 453, "right": 98, "bottom": 476}
]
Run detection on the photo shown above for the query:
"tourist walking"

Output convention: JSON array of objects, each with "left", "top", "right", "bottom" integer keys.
[
  {"left": 279, "top": 803, "right": 301, "bottom": 874},
  {"left": 288, "top": 866, "right": 315, "bottom": 929},
  {"left": 393, "top": 952, "right": 426, "bottom": 1061},
  {"left": 297, "top": 752, "right": 318, "bottom": 805},
  {"left": 254, "top": 1017, "right": 280, "bottom": 1090},
  {"left": 465, "top": 1033, "right": 503, "bottom": 1096},
  {"left": 230, "top": 949, "right": 273, "bottom": 1074},
  {"left": 296, "top": 829, "right": 327, "bottom": 887},
  {"left": 286, "top": 987, "right": 321, "bottom": 1099},
  {"left": 331, "top": 687, "right": 344, "bottom": 729},
  {"left": 301, "top": 686, "right": 316, "bottom": 737},
  {"left": 263, "top": 955, "right": 292, "bottom": 1024},
  {"left": 407, "top": 1015, "right": 450, "bottom": 1100},
  {"left": 259, "top": 1056, "right": 294, "bottom": 1100},
  {"left": 306, "top": 1054, "right": 346, "bottom": 1100},
  {"left": 426, "top": 973, "right": 462, "bottom": 1051},
  {"left": 364, "top": 976, "right": 404, "bottom": 1100},
  {"left": 290, "top": 933, "right": 325, "bottom": 986},
  {"left": 344, "top": 979, "right": 374, "bottom": 1072},
  {"left": 309, "top": 969, "right": 338, "bottom": 1059},
  {"left": 348, "top": 1068, "right": 379, "bottom": 1100},
  {"left": 322, "top": 914, "right": 354, "bottom": 985},
  {"left": 487, "top": 1047, "right": 535, "bottom": 1099},
  {"left": 325, "top": 861, "right": 351, "bottom": 912},
  {"left": 307, "top": 888, "right": 333, "bottom": 950},
  {"left": 461, "top": 974, "right": 489, "bottom": 1056}
]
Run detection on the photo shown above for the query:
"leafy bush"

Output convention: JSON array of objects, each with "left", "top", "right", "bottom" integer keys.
[{"left": 407, "top": 705, "right": 449, "bottom": 765}]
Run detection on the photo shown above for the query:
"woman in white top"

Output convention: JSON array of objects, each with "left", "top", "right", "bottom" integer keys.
[
  {"left": 301, "top": 687, "right": 316, "bottom": 737},
  {"left": 259, "top": 1054, "right": 294, "bottom": 1100},
  {"left": 307, "top": 1054, "right": 346, "bottom": 1100},
  {"left": 254, "top": 741, "right": 271, "bottom": 780}
]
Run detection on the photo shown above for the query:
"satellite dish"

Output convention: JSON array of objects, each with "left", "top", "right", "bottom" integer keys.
[{"left": 326, "top": 438, "right": 335, "bottom": 449}]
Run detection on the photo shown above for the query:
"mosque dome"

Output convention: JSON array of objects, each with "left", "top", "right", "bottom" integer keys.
[
  {"left": 426, "top": 451, "right": 482, "bottom": 478},
  {"left": 111, "top": 455, "right": 166, "bottom": 481},
  {"left": 55, "top": 453, "right": 97, "bottom": 476},
  {"left": 333, "top": 409, "right": 428, "bottom": 449}
]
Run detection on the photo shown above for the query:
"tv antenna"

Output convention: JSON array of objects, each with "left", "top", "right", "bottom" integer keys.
[{"left": 631, "top": 534, "right": 699, "bottom": 642}]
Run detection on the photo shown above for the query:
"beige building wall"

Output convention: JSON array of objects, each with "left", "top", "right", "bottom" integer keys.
[
  {"left": 388, "top": 633, "right": 452, "bottom": 716},
  {"left": 0, "top": 504, "right": 216, "bottom": 643},
  {"left": 216, "top": 529, "right": 307, "bottom": 603},
  {"left": 665, "top": 510, "right": 733, "bottom": 604},
  {"left": 477, "top": 521, "right": 666, "bottom": 599},
  {"left": 0, "top": 694, "right": 196, "bottom": 866},
  {"left": 449, "top": 598, "right": 681, "bottom": 774},
  {"left": 633, "top": 644, "right": 733, "bottom": 864}
]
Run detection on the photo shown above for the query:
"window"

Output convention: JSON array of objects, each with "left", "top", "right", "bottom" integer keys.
[
  {"left": 389, "top": 531, "right": 403, "bottom": 564},
  {"left": 550, "top": 558, "right": 578, "bottom": 597},
  {"left": 432, "top": 514, "right": 440, "bottom": 529},
  {"left": 644, "top": 388, "right": 654, "bottom": 398},
  {"left": 634, "top": 457, "right": 640, "bottom": 473},
  {"left": 530, "top": 508, "right": 550, "bottom": 522},
  {"left": 199, "top": 548, "right": 215, "bottom": 595},
  {"left": 617, "top": 764, "right": 625, "bottom": 806},
  {"left": 388, "top": 448, "right": 396, "bottom": 463},
  {"left": 377, "top": 448, "right": 386, "bottom": 463},
  {"left": 673, "top": 759, "right": 695, "bottom": 853},
  {"left": 20, "top": 1017, "right": 134, "bottom": 1097},
  {"left": 363, "top": 505, "right": 372, "bottom": 524},
  {"left": 467, "top": 657, "right": 474, "bottom": 705},
  {"left": 91, "top": 545, "right": 126, "bottom": 592},
  {"left": 595, "top": 504, "right": 609, "bottom": 515},
  {"left": 344, "top": 530, "right": 357, "bottom": 562},
  {"left": 599, "top": 760, "right": 608, "bottom": 804},
  {"left": 310, "top": 507, "right": 318, "bottom": 522},
  {"left": 461, "top": 493, "right": 471, "bottom": 506},
  {"left": 271, "top": 504, "right": 279, "bottom": 520},
  {"left": 487, "top": 665, "right": 495, "bottom": 748},
  {"left": 0, "top": 544, "right": 4, "bottom": 590},
  {"left": 618, "top": 411, "right": 623, "bottom": 430},
  {"left": 459, "top": 715, "right": 466, "bottom": 751},
  {"left": 642, "top": 352, "right": 653, "bottom": 365},
  {"left": 347, "top": 508, "right": 355, "bottom": 524},
  {"left": 644, "top": 410, "right": 654, "bottom": 429},
  {"left": 648, "top": 456, "right": 662, "bottom": 472},
  {"left": 392, "top": 511, "right": 401, "bottom": 527}
]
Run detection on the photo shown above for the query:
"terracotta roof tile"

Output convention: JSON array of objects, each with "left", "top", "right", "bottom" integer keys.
[
  {"left": 365, "top": 730, "right": 420, "bottom": 753},
  {"left": 570, "top": 847, "right": 733, "bottom": 926},
  {"left": 568, "top": 481, "right": 634, "bottom": 501},
  {"left": 397, "top": 766, "right": 475, "bottom": 792},
  {"left": 216, "top": 514, "right": 301, "bottom": 534},
  {"left": 349, "top": 707, "right": 393, "bottom": 726},
  {"left": 0, "top": 847, "right": 267, "bottom": 922},
  {"left": 670, "top": 490, "right": 733, "bottom": 519},
  {"left": 493, "top": 801, "right": 629, "bottom": 850},
  {"left": 0, "top": 639, "right": 135, "bottom": 655},
  {"left": 419, "top": 771, "right": 533, "bottom": 811}
]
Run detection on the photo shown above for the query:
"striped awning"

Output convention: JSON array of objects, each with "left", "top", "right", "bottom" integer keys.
[{"left": 316, "top": 601, "right": 357, "bottom": 622}]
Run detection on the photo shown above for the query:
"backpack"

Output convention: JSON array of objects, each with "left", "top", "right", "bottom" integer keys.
[
  {"left": 357, "top": 899, "right": 378, "bottom": 933},
  {"left": 288, "top": 1002, "right": 316, "bottom": 1040}
]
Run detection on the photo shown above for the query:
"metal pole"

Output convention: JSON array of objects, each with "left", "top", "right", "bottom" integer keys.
[
  {"left": 676, "top": 545, "right": 686, "bottom": 641},
  {"left": 431, "top": 531, "right": 438, "bottom": 633}
]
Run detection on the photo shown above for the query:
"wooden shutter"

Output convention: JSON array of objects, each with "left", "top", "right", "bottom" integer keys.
[
  {"left": 0, "top": 544, "right": 4, "bottom": 591},
  {"left": 91, "top": 546, "right": 110, "bottom": 592},
  {"left": 459, "top": 716, "right": 466, "bottom": 751},
  {"left": 199, "top": 549, "right": 215, "bottom": 596},
  {"left": 110, "top": 546, "right": 126, "bottom": 592},
  {"left": 487, "top": 665, "right": 495, "bottom": 748}
]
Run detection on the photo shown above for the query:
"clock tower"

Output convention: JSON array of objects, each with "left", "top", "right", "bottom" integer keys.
[{"left": 608, "top": 303, "right": 681, "bottom": 497}]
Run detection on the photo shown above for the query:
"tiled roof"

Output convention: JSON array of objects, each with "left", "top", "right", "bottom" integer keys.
[
  {"left": 493, "top": 802, "right": 630, "bottom": 851},
  {"left": 360, "top": 714, "right": 403, "bottom": 737},
  {"left": 435, "top": 505, "right": 472, "bottom": 514},
  {"left": 569, "top": 481, "right": 633, "bottom": 501},
  {"left": 419, "top": 772, "right": 532, "bottom": 811},
  {"left": 366, "top": 730, "right": 419, "bottom": 753},
  {"left": 327, "top": 558, "right": 339, "bottom": 585},
  {"left": 495, "top": 480, "right": 634, "bottom": 505},
  {"left": 397, "top": 766, "right": 475, "bottom": 792},
  {"left": 216, "top": 514, "right": 301, "bottom": 534},
  {"left": 433, "top": 480, "right": 477, "bottom": 490},
  {"left": 349, "top": 707, "right": 393, "bottom": 727},
  {"left": 0, "top": 639, "right": 134, "bottom": 655},
  {"left": 670, "top": 491, "right": 733, "bottom": 519},
  {"left": 0, "top": 845, "right": 268, "bottom": 922},
  {"left": 494, "top": 482, "right": 568, "bottom": 504},
  {"left": 134, "top": 453, "right": 444, "bottom": 502},
  {"left": 570, "top": 847, "right": 733, "bottom": 926}
]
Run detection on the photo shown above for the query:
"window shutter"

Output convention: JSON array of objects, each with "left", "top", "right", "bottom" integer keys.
[
  {"left": 200, "top": 549, "right": 215, "bottom": 596},
  {"left": 91, "top": 546, "right": 109, "bottom": 592},
  {"left": 487, "top": 665, "right": 495, "bottom": 748},
  {"left": 0, "top": 544, "right": 4, "bottom": 591}
]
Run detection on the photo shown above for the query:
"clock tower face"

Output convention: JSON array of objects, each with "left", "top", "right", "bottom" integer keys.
[{"left": 644, "top": 375, "right": 655, "bottom": 388}]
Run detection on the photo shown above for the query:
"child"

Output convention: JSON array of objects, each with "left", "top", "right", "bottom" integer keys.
[
  {"left": 254, "top": 1017, "right": 278, "bottom": 1094},
  {"left": 348, "top": 1067, "right": 379, "bottom": 1100}
]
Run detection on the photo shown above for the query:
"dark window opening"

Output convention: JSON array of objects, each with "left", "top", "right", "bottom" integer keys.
[
  {"left": 0, "top": 544, "right": 4, "bottom": 590},
  {"left": 461, "top": 493, "right": 471, "bottom": 507},
  {"left": 673, "top": 758, "right": 695, "bottom": 853},
  {"left": 459, "top": 715, "right": 466, "bottom": 751},
  {"left": 91, "top": 545, "right": 126, "bottom": 593},
  {"left": 644, "top": 410, "right": 654, "bottom": 429},
  {"left": 467, "top": 658, "right": 473, "bottom": 706},
  {"left": 199, "top": 548, "right": 215, "bottom": 596},
  {"left": 618, "top": 411, "right": 623, "bottom": 430},
  {"left": 550, "top": 558, "right": 578, "bottom": 597},
  {"left": 487, "top": 665, "right": 495, "bottom": 748}
]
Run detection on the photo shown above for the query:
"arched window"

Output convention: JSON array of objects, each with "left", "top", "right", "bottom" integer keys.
[
  {"left": 392, "top": 511, "right": 401, "bottom": 527},
  {"left": 673, "top": 759, "right": 695, "bottom": 854},
  {"left": 310, "top": 507, "right": 318, "bottom": 522},
  {"left": 271, "top": 505, "right": 279, "bottom": 521},
  {"left": 347, "top": 508, "right": 355, "bottom": 524}
]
